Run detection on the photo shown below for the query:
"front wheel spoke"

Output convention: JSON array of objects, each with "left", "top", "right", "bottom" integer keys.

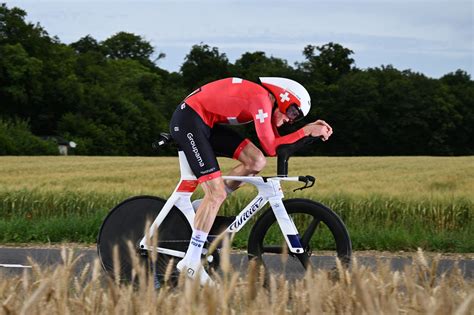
[{"left": 301, "top": 218, "right": 320, "bottom": 248}]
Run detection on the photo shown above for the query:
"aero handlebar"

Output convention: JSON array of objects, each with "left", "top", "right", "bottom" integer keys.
[{"left": 276, "top": 136, "right": 320, "bottom": 177}]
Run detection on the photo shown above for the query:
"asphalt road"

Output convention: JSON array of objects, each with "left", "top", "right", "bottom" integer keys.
[{"left": 0, "top": 247, "right": 472, "bottom": 279}]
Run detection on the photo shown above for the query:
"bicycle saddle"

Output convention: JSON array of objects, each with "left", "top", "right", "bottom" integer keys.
[{"left": 152, "top": 132, "right": 174, "bottom": 150}]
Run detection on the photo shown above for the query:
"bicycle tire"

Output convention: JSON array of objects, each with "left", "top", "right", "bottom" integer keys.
[
  {"left": 247, "top": 198, "right": 351, "bottom": 276},
  {"left": 97, "top": 195, "right": 192, "bottom": 284}
]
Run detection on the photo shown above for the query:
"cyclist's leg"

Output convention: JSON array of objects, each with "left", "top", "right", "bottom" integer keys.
[
  {"left": 209, "top": 125, "right": 266, "bottom": 191},
  {"left": 194, "top": 177, "right": 227, "bottom": 232},
  {"left": 170, "top": 104, "right": 226, "bottom": 284},
  {"left": 170, "top": 103, "right": 222, "bottom": 183},
  {"left": 177, "top": 176, "right": 226, "bottom": 285},
  {"left": 225, "top": 142, "right": 266, "bottom": 191}
]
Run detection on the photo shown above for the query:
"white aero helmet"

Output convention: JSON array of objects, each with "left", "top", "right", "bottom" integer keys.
[{"left": 259, "top": 77, "right": 311, "bottom": 120}]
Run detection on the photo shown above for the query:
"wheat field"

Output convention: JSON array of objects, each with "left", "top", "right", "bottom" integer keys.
[
  {"left": 0, "top": 247, "right": 473, "bottom": 315},
  {"left": 0, "top": 156, "right": 472, "bottom": 199}
]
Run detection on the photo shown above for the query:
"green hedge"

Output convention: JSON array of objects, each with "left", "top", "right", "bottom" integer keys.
[{"left": 0, "top": 119, "right": 57, "bottom": 155}]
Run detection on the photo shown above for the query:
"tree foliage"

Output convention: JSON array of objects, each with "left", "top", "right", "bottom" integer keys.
[
  {"left": 181, "top": 43, "right": 230, "bottom": 90},
  {"left": 298, "top": 42, "right": 355, "bottom": 84},
  {"left": 0, "top": 4, "right": 472, "bottom": 156},
  {"left": 232, "top": 51, "right": 296, "bottom": 83},
  {"left": 0, "top": 119, "right": 56, "bottom": 155}
]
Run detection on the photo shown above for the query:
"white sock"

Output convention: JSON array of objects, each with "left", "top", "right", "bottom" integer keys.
[
  {"left": 178, "top": 229, "right": 214, "bottom": 285},
  {"left": 183, "top": 229, "right": 208, "bottom": 263}
]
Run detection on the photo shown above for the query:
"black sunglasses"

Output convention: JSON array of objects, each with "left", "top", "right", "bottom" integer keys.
[{"left": 286, "top": 104, "right": 303, "bottom": 121}]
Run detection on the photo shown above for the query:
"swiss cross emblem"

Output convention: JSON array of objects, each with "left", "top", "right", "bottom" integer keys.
[
  {"left": 280, "top": 92, "right": 290, "bottom": 103},
  {"left": 255, "top": 109, "right": 268, "bottom": 123}
]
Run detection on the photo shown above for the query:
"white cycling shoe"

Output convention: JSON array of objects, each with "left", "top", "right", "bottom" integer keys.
[{"left": 176, "top": 259, "right": 214, "bottom": 286}]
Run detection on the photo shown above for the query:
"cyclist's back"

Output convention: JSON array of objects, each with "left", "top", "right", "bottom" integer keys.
[{"left": 185, "top": 78, "right": 270, "bottom": 127}]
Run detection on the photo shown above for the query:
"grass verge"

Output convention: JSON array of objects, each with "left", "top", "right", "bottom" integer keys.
[{"left": 0, "top": 190, "right": 472, "bottom": 252}]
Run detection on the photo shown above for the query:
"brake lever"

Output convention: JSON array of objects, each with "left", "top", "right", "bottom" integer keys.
[{"left": 293, "top": 175, "right": 316, "bottom": 192}]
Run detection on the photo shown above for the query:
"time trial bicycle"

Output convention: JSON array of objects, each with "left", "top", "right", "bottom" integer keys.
[{"left": 97, "top": 134, "right": 352, "bottom": 285}]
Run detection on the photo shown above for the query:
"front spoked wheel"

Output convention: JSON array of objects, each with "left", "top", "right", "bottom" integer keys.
[{"left": 247, "top": 198, "right": 351, "bottom": 278}]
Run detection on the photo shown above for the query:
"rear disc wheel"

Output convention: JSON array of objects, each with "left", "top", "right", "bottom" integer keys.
[{"left": 97, "top": 196, "right": 192, "bottom": 285}]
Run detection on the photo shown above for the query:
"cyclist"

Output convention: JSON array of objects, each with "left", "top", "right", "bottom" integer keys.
[{"left": 170, "top": 77, "right": 333, "bottom": 285}]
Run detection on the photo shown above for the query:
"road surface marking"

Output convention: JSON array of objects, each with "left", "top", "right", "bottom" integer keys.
[{"left": 0, "top": 264, "right": 32, "bottom": 268}]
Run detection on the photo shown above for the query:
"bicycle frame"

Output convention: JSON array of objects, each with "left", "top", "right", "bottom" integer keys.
[{"left": 138, "top": 151, "right": 305, "bottom": 257}]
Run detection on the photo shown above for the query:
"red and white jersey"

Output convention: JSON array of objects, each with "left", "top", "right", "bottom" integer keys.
[{"left": 185, "top": 78, "right": 305, "bottom": 156}]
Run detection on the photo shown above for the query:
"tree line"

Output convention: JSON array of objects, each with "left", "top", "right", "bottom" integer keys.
[{"left": 1, "top": 4, "right": 473, "bottom": 156}]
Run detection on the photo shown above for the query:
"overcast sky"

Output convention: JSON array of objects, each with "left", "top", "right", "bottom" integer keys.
[{"left": 6, "top": 0, "right": 473, "bottom": 78}]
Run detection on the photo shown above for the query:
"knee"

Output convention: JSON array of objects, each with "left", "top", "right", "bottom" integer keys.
[
  {"left": 246, "top": 152, "right": 267, "bottom": 173},
  {"left": 204, "top": 182, "right": 227, "bottom": 205}
]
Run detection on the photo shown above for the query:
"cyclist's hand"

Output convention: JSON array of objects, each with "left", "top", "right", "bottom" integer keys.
[
  {"left": 303, "top": 120, "right": 333, "bottom": 141},
  {"left": 306, "top": 120, "right": 332, "bottom": 131}
]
